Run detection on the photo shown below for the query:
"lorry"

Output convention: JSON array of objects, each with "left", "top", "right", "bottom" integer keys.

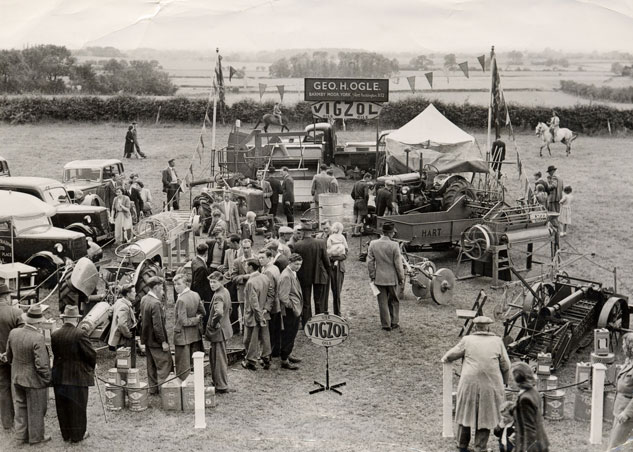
[{"left": 62, "top": 159, "right": 124, "bottom": 207}]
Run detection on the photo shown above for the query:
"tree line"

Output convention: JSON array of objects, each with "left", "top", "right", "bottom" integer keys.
[
  {"left": 0, "top": 45, "right": 177, "bottom": 95},
  {"left": 269, "top": 51, "right": 399, "bottom": 78}
]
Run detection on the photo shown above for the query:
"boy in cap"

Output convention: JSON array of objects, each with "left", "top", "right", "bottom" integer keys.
[{"left": 0, "top": 283, "right": 24, "bottom": 431}]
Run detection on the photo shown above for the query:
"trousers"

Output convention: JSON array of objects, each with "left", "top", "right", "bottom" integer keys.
[
  {"left": 174, "top": 341, "right": 203, "bottom": 381},
  {"left": 269, "top": 312, "right": 282, "bottom": 357},
  {"left": 209, "top": 341, "right": 229, "bottom": 391},
  {"left": 608, "top": 415, "right": 633, "bottom": 451},
  {"left": 329, "top": 263, "right": 345, "bottom": 316},
  {"left": 283, "top": 202, "right": 294, "bottom": 228},
  {"left": 458, "top": 424, "right": 490, "bottom": 452},
  {"left": 375, "top": 285, "right": 400, "bottom": 328},
  {"left": 53, "top": 385, "right": 88, "bottom": 442},
  {"left": 280, "top": 310, "right": 300, "bottom": 361},
  {"left": 0, "top": 364, "right": 14, "bottom": 430},
  {"left": 300, "top": 283, "right": 328, "bottom": 326},
  {"left": 146, "top": 346, "right": 173, "bottom": 394},
  {"left": 13, "top": 384, "right": 48, "bottom": 444},
  {"left": 244, "top": 324, "right": 271, "bottom": 364}
]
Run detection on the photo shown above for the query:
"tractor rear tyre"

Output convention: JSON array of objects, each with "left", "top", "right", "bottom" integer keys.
[
  {"left": 441, "top": 179, "right": 476, "bottom": 210},
  {"left": 58, "top": 271, "right": 86, "bottom": 313},
  {"left": 135, "top": 260, "right": 165, "bottom": 304}
]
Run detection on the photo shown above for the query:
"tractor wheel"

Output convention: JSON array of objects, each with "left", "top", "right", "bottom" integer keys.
[
  {"left": 441, "top": 179, "right": 476, "bottom": 210},
  {"left": 58, "top": 272, "right": 86, "bottom": 313},
  {"left": 135, "top": 260, "right": 165, "bottom": 304}
]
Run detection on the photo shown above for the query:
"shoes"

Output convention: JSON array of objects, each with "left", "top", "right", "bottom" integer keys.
[
  {"left": 30, "top": 436, "right": 52, "bottom": 445},
  {"left": 241, "top": 360, "right": 257, "bottom": 371},
  {"left": 216, "top": 388, "right": 237, "bottom": 394},
  {"left": 281, "top": 360, "right": 299, "bottom": 370},
  {"left": 288, "top": 356, "right": 302, "bottom": 364},
  {"left": 560, "top": 232, "right": 567, "bottom": 237},
  {"left": 391, "top": 324, "right": 400, "bottom": 330},
  {"left": 71, "top": 432, "right": 90, "bottom": 443},
  {"left": 261, "top": 359, "right": 271, "bottom": 370},
  {"left": 382, "top": 327, "right": 392, "bottom": 331}
]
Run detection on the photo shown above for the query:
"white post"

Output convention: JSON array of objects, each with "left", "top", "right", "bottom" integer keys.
[
  {"left": 589, "top": 363, "right": 607, "bottom": 445},
  {"left": 442, "top": 362, "right": 454, "bottom": 438},
  {"left": 193, "top": 351, "right": 206, "bottom": 429}
]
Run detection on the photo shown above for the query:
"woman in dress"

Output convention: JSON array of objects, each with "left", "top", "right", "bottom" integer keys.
[
  {"left": 112, "top": 187, "right": 133, "bottom": 244},
  {"left": 608, "top": 333, "right": 633, "bottom": 450},
  {"left": 559, "top": 186, "right": 573, "bottom": 236},
  {"left": 511, "top": 362, "right": 549, "bottom": 452}
]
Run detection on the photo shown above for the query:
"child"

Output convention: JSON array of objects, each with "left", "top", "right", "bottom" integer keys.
[
  {"left": 535, "top": 184, "right": 548, "bottom": 209},
  {"left": 327, "top": 222, "right": 348, "bottom": 264},
  {"left": 493, "top": 401, "right": 515, "bottom": 452},
  {"left": 559, "top": 186, "right": 573, "bottom": 236}
]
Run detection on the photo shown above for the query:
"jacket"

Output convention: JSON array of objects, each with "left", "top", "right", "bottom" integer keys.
[
  {"left": 0, "top": 302, "right": 24, "bottom": 355},
  {"left": 274, "top": 253, "right": 289, "bottom": 272},
  {"left": 140, "top": 292, "right": 169, "bottom": 348},
  {"left": 311, "top": 172, "right": 332, "bottom": 202},
  {"left": 107, "top": 297, "right": 136, "bottom": 348},
  {"left": 278, "top": 267, "right": 303, "bottom": 317},
  {"left": 269, "top": 178, "right": 282, "bottom": 205},
  {"left": 613, "top": 361, "right": 633, "bottom": 418},
  {"left": 205, "top": 240, "right": 229, "bottom": 271},
  {"left": 6, "top": 325, "right": 51, "bottom": 388},
  {"left": 173, "top": 289, "right": 205, "bottom": 346},
  {"left": 51, "top": 323, "right": 96, "bottom": 387},
  {"left": 231, "top": 254, "right": 252, "bottom": 302},
  {"left": 367, "top": 235, "right": 404, "bottom": 286},
  {"left": 191, "top": 256, "right": 212, "bottom": 302},
  {"left": 260, "top": 179, "right": 273, "bottom": 209},
  {"left": 282, "top": 175, "right": 295, "bottom": 204},
  {"left": 241, "top": 221, "right": 255, "bottom": 242},
  {"left": 262, "top": 263, "right": 281, "bottom": 314},
  {"left": 218, "top": 200, "right": 240, "bottom": 234},
  {"left": 243, "top": 273, "right": 273, "bottom": 327},
  {"left": 204, "top": 287, "right": 233, "bottom": 343},
  {"left": 375, "top": 187, "right": 394, "bottom": 216},
  {"left": 293, "top": 236, "right": 330, "bottom": 285},
  {"left": 162, "top": 166, "right": 179, "bottom": 192},
  {"left": 514, "top": 387, "right": 550, "bottom": 452}
]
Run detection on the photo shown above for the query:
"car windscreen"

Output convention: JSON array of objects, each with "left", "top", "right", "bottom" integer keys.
[
  {"left": 13, "top": 215, "right": 51, "bottom": 234},
  {"left": 64, "top": 168, "right": 100, "bottom": 182},
  {"left": 44, "top": 187, "right": 70, "bottom": 205}
]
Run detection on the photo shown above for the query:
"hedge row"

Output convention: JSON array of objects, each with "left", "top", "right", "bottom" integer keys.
[
  {"left": 560, "top": 80, "right": 633, "bottom": 104},
  {"left": 1, "top": 95, "right": 633, "bottom": 134}
]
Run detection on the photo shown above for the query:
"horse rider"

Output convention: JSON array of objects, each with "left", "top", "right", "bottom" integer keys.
[
  {"left": 548, "top": 111, "right": 560, "bottom": 140},
  {"left": 273, "top": 103, "right": 283, "bottom": 124}
]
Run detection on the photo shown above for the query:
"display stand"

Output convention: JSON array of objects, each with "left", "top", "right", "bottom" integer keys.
[{"left": 309, "top": 346, "right": 346, "bottom": 395}]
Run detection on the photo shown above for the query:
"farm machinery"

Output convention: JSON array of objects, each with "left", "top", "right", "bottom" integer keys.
[{"left": 501, "top": 273, "right": 629, "bottom": 370}]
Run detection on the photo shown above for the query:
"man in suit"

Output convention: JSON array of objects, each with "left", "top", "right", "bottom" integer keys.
[
  {"left": 140, "top": 277, "right": 173, "bottom": 393},
  {"left": 51, "top": 305, "right": 96, "bottom": 443},
  {"left": 242, "top": 260, "right": 274, "bottom": 371},
  {"left": 258, "top": 171, "right": 273, "bottom": 213},
  {"left": 367, "top": 221, "right": 405, "bottom": 331},
  {"left": 223, "top": 234, "right": 242, "bottom": 335},
  {"left": 218, "top": 190, "right": 240, "bottom": 234},
  {"left": 173, "top": 274, "right": 206, "bottom": 381},
  {"left": 546, "top": 165, "right": 563, "bottom": 213},
  {"left": 268, "top": 167, "right": 282, "bottom": 217},
  {"left": 4, "top": 305, "right": 51, "bottom": 444},
  {"left": 266, "top": 239, "right": 289, "bottom": 272},
  {"left": 205, "top": 272, "right": 236, "bottom": 393},
  {"left": 259, "top": 249, "right": 281, "bottom": 359},
  {"left": 375, "top": 180, "right": 398, "bottom": 216},
  {"left": 131, "top": 122, "right": 147, "bottom": 158},
  {"left": 278, "top": 253, "right": 304, "bottom": 370},
  {"left": 124, "top": 125, "right": 135, "bottom": 159},
  {"left": 0, "top": 283, "right": 24, "bottom": 431},
  {"left": 231, "top": 239, "right": 254, "bottom": 334},
  {"left": 161, "top": 158, "right": 181, "bottom": 210},
  {"left": 206, "top": 230, "right": 229, "bottom": 272},
  {"left": 191, "top": 243, "right": 213, "bottom": 330},
  {"left": 293, "top": 225, "right": 331, "bottom": 325},
  {"left": 281, "top": 166, "right": 295, "bottom": 228},
  {"left": 311, "top": 164, "right": 332, "bottom": 206}
]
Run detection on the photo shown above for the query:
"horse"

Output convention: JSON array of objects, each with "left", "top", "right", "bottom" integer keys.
[
  {"left": 253, "top": 113, "right": 289, "bottom": 132},
  {"left": 535, "top": 122, "right": 578, "bottom": 157}
]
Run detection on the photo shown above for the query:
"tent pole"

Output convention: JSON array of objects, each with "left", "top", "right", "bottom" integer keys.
[
  {"left": 485, "top": 45, "right": 495, "bottom": 191},
  {"left": 375, "top": 115, "right": 380, "bottom": 177}
]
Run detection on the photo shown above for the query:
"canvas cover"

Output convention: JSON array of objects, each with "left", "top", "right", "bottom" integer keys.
[{"left": 385, "top": 104, "right": 488, "bottom": 174}]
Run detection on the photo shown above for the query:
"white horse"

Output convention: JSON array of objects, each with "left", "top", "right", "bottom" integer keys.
[{"left": 535, "top": 122, "right": 578, "bottom": 157}]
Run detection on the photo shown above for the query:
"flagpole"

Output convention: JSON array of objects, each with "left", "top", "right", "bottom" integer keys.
[
  {"left": 485, "top": 45, "right": 495, "bottom": 191},
  {"left": 211, "top": 48, "right": 219, "bottom": 187}
]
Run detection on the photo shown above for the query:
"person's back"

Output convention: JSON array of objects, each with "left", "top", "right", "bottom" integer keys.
[
  {"left": 375, "top": 187, "right": 393, "bottom": 216},
  {"left": 458, "top": 334, "right": 506, "bottom": 383},
  {"left": 8, "top": 327, "right": 50, "bottom": 388}
]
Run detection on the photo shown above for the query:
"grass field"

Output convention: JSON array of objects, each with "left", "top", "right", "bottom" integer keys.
[{"left": 0, "top": 122, "right": 630, "bottom": 452}]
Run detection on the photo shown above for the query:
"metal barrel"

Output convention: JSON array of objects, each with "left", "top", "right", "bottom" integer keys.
[{"left": 539, "top": 289, "right": 586, "bottom": 317}]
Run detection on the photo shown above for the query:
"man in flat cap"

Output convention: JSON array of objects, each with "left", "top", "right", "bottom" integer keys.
[
  {"left": 162, "top": 158, "right": 181, "bottom": 210},
  {"left": 367, "top": 221, "right": 404, "bottom": 330},
  {"left": 442, "top": 316, "right": 511, "bottom": 452},
  {"left": 0, "top": 283, "right": 24, "bottom": 431},
  {"left": 4, "top": 305, "right": 51, "bottom": 444},
  {"left": 546, "top": 165, "right": 563, "bottom": 213},
  {"left": 51, "top": 305, "right": 96, "bottom": 443}
]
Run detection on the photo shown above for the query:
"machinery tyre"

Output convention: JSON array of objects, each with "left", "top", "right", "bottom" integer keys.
[
  {"left": 441, "top": 179, "right": 476, "bottom": 210},
  {"left": 57, "top": 271, "right": 83, "bottom": 313},
  {"left": 135, "top": 261, "right": 165, "bottom": 304},
  {"left": 27, "top": 257, "right": 60, "bottom": 289}
]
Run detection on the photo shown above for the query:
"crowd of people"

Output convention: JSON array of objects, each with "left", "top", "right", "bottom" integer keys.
[{"left": 533, "top": 165, "right": 573, "bottom": 236}]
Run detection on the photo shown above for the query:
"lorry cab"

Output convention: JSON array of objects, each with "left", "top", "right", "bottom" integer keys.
[
  {"left": 62, "top": 159, "right": 124, "bottom": 207},
  {"left": 303, "top": 123, "right": 338, "bottom": 165},
  {"left": 0, "top": 156, "right": 10, "bottom": 177}
]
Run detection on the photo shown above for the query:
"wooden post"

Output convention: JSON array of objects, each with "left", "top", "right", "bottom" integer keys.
[
  {"left": 193, "top": 351, "right": 206, "bottom": 429},
  {"left": 589, "top": 363, "right": 606, "bottom": 444},
  {"left": 442, "top": 362, "right": 454, "bottom": 438}
]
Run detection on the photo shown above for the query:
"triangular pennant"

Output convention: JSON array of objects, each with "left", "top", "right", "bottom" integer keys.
[
  {"left": 259, "top": 83, "right": 267, "bottom": 100},
  {"left": 196, "top": 135, "right": 204, "bottom": 164},
  {"left": 505, "top": 107, "right": 511, "bottom": 126},
  {"left": 229, "top": 66, "right": 238, "bottom": 82},
  {"left": 526, "top": 186, "right": 534, "bottom": 203},
  {"left": 477, "top": 54, "right": 486, "bottom": 72},
  {"left": 425, "top": 72, "right": 433, "bottom": 88},
  {"left": 277, "top": 85, "right": 285, "bottom": 102},
  {"left": 458, "top": 61, "right": 469, "bottom": 78},
  {"left": 406, "top": 76, "right": 416, "bottom": 94},
  {"left": 204, "top": 112, "right": 211, "bottom": 128},
  {"left": 517, "top": 155, "right": 522, "bottom": 177}
]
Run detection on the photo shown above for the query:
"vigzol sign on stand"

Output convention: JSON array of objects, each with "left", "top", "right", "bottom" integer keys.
[
  {"left": 304, "top": 313, "right": 349, "bottom": 395},
  {"left": 311, "top": 101, "right": 382, "bottom": 120}
]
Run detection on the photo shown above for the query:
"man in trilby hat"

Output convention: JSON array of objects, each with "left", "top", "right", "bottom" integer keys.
[
  {"left": 0, "top": 283, "right": 24, "bottom": 431},
  {"left": 51, "top": 305, "right": 96, "bottom": 443},
  {"left": 546, "top": 165, "right": 563, "bottom": 213},
  {"left": 4, "top": 305, "right": 51, "bottom": 444}
]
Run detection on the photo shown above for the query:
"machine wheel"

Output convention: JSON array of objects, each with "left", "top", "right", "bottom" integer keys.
[
  {"left": 460, "top": 225, "right": 492, "bottom": 261},
  {"left": 441, "top": 178, "right": 476, "bottom": 210},
  {"left": 135, "top": 260, "right": 165, "bottom": 304},
  {"left": 58, "top": 269, "right": 82, "bottom": 312},
  {"left": 598, "top": 297, "right": 630, "bottom": 353},
  {"left": 27, "top": 256, "right": 60, "bottom": 289}
]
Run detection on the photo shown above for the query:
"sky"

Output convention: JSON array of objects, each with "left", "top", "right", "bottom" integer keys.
[{"left": 2, "top": 0, "right": 633, "bottom": 53}]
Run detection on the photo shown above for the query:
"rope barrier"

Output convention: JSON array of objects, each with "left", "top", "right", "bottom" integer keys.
[{"left": 95, "top": 363, "right": 209, "bottom": 390}]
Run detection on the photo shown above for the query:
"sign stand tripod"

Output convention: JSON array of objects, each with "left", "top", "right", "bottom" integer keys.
[{"left": 310, "top": 346, "right": 346, "bottom": 395}]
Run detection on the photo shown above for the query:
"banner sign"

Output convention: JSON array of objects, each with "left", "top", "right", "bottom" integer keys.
[
  {"left": 311, "top": 101, "right": 382, "bottom": 120},
  {"left": 304, "top": 78, "right": 389, "bottom": 102},
  {"left": 304, "top": 314, "right": 350, "bottom": 347}
]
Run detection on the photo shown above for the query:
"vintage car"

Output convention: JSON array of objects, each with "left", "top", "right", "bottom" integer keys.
[
  {"left": 0, "top": 156, "right": 10, "bottom": 177},
  {"left": 0, "top": 177, "right": 113, "bottom": 243},
  {"left": 62, "top": 159, "right": 124, "bottom": 208},
  {"left": 0, "top": 191, "right": 101, "bottom": 284}
]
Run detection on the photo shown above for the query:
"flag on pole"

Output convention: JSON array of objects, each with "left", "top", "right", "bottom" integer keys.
[
  {"left": 458, "top": 61, "right": 469, "bottom": 78},
  {"left": 204, "top": 112, "right": 211, "bottom": 127},
  {"left": 516, "top": 152, "right": 522, "bottom": 177},
  {"left": 425, "top": 72, "right": 433, "bottom": 88},
  {"left": 214, "top": 52, "right": 225, "bottom": 110},
  {"left": 277, "top": 85, "right": 285, "bottom": 102},
  {"left": 490, "top": 50, "right": 502, "bottom": 139},
  {"left": 229, "top": 66, "right": 238, "bottom": 81},
  {"left": 477, "top": 54, "right": 486, "bottom": 72},
  {"left": 406, "top": 76, "right": 416, "bottom": 93},
  {"left": 259, "top": 83, "right": 267, "bottom": 100},
  {"left": 505, "top": 107, "right": 511, "bottom": 126}
]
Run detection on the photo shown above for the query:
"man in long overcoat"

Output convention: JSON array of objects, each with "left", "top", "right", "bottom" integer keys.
[
  {"left": 442, "top": 316, "right": 511, "bottom": 452},
  {"left": 0, "top": 283, "right": 24, "bottom": 431},
  {"left": 546, "top": 165, "right": 563, "bottom": 213},
  {"left": 205, "top": 271, "right": 235, "bottom": 393}
]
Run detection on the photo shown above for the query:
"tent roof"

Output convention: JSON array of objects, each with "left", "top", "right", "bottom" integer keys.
[
  {"left": 386, "top": 103, "right": 474, "bottom": 146},
  {"left": 0, "top": 191, "right": 57, "bottom": 221}
]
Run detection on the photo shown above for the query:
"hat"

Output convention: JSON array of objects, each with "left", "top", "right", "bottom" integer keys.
[
  {"left": 381, "top": 222, "right": 395, "bottom": 233},
  {"left": 60, "top": 305, "right": 82, "bottom": 318},
  {"left": 385, "top": 179, "right": 395, "bottom": 186},
  {"left": 278, "top": 226, "right": 293, "bottom": 234},
  {"left": 0, "top": 283, "right": 10, "bottom": 296},
  {"left": 168, "top": 158, "right": 175, "bottom": 164},
  {"left": 546, "top": 165, "right": 557, "bottom": 173},
  {"left": 268, "top": 166, "right": 276, "bottom": 173},
  {"left": 207, "top": 271, "right": 230, "bottom": 285},
  {"left": 25, "top": 305, "right": 44, "bottom": 322},
  {"left": 473, "top": 316, "right": 494, "bottom": 325}
]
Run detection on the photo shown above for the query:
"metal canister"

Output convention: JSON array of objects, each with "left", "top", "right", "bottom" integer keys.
[
  {"left": 537, "top": 353, "right": 552, "bottom": 375},
  {"left": 204, "top": 387, "right": 216, "bottom": 409},
  {"left": 594, "top": 328, "right": 610, "bottom": 355},
  {"left": 161, "top": 374, "right": 183, "bottom": 411},
  {"left": 546, "top": 375, "right": 558, "bottom": 391},
  {"left": 181, "top": 375, "right": 195, "bottom": 411},
  {"left": 543, "top": 390, "right": 565, "bottom": 421},
  {"left": 126, "top": 368, "right": 140, "bottom": 388},
  {"left": 105, "top": 384, "right": 125, "bottom": 411},
  {"left": 107, "top": 368, "right": 121, "bottom": 386},
  {"left": 127, "top": 383, "right": 148, "bottom": 412},
  {"left": 575, "top": 362, "right": 592, "bottom": 390},
  {"left": 116, "top": 347, "right": 131, "bottom": 370},
  {"left": 590, "top": 352, "right": 616, "bottom": 366},
  {"left": 573, "top": 388, "right": 592, "bottom": 422}
]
